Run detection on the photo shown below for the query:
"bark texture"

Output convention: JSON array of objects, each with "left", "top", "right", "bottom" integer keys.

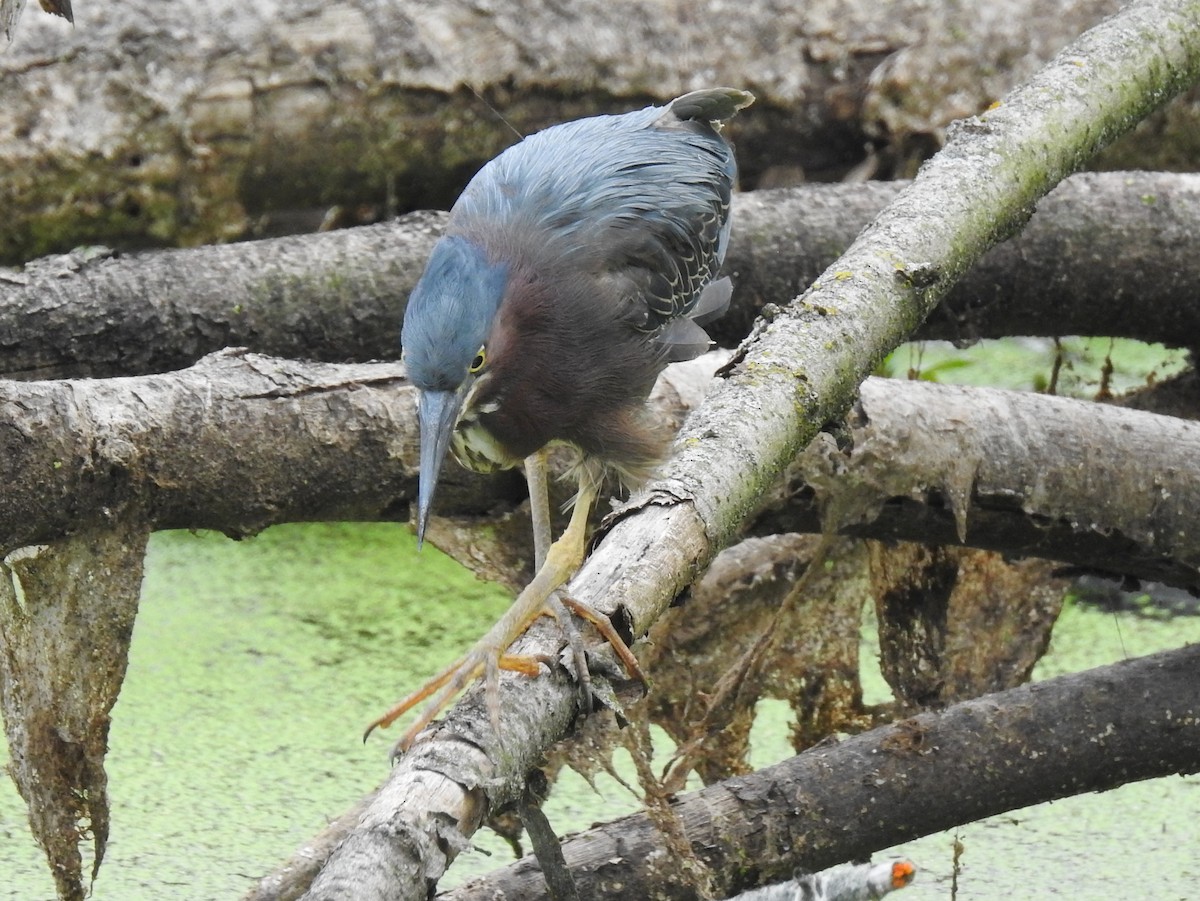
[
  {"left": 4, "top": 172, "right": 1200, "bottom": 380},
  {"left": 766, "top": 377, "right": 1200, "bottom": 592},
  {"left": 0, "top": 349, "right": 733, "bottom": 556},
  {"left": 441, "top": 644, "right": 1200, "bottom": 901},
  {"left": 0, "top": 213, "right": 442, "bottom": 380},
  {"left": 723, "top": 173, "right": 1200, "bottom": 351},
  {"left": 0, "top": 350, "right": 440, "bottom": 552},
  {"left": 7, "top": 0, "right": 1200, "bottom": 263}
]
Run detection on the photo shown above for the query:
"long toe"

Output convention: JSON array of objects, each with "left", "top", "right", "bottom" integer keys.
[
  {"left": 559, "top": 594, "right": 646, "bottom": 687},
  {"left": 366, "top": 581, "right": 565, "bottom": 752}
]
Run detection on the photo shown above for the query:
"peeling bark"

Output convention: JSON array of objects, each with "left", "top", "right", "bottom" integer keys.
[
  {"left": 644, "top": 536, "right": 873, "bottom": 785},
  {"left": 0, "top": 523, "right": 148, "bottom": 901},
  {"left": 869, "top": 546, "right": 1065, "bottom": 708}
]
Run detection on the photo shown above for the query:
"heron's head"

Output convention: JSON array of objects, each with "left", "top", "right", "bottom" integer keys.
[{"left": 401, "top": 235, "right": 511, "bottom": 545}]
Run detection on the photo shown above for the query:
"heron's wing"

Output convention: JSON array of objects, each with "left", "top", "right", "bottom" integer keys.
[
  {"left": 654, "top": 276, "right": 732, "bottom": 362},
  {"left": 451, "top": 90, "right": 752, "bottom": 332}
]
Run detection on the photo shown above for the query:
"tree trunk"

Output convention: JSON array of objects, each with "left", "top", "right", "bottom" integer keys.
[{"left": 8, "top": 0, "right": 1200, "bottom": 263}]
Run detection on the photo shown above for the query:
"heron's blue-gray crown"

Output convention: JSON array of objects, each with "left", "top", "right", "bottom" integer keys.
[{"left": 401, "top": 235, "right": 509, "bottom": 392}]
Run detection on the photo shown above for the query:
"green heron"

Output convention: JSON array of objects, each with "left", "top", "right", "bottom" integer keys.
[{"left": 368, "top": 87, "right": 753, "bottom": 750}]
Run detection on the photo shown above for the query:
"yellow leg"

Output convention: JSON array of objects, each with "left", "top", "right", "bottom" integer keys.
[
  {"left": 525, "top": 448, "right": 553, "bottom": 571},
  {"left": 365, "top": 475, "right": 643, "bottom": 753},
  {"left": 527, "top": 449, "right": 592, "bottom": 703},
  {"left": 543, "top": 475, "right": 596, "bottom": 580}
]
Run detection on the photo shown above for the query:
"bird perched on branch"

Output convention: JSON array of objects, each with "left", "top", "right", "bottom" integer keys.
[{"left": 368, "top": 87, "right": 754, "bottom": 751}]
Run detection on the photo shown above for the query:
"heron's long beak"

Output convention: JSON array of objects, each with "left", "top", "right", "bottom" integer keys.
[{"left": 415, "top": 388, "right": 465, "bottom": 549}]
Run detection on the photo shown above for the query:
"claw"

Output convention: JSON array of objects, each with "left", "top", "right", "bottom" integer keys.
[{"left": 559, "top": 595, "right": 647, "bottom": 687}]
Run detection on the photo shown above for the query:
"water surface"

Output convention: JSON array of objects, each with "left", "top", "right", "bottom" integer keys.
[{"left": 1, "top": 524, "right": 1196, "bottom": 899}]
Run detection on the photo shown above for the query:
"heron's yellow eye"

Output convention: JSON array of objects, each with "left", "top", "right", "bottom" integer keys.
[{"left": 469, "top": 346, "right": 487, "bottom": 373}]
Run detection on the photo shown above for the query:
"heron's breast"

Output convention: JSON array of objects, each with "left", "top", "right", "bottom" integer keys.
[{"left": 451, "top": 418, "right": 520, "bottom": 474}]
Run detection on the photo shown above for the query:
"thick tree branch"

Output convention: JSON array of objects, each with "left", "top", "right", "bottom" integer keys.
[
  {"left": 762, "top": 377, "right": 1200, "bottom": 592},
  {"left": 0, "top": 213, "right": 442, "bottom": 379},
  {"left": 722, "top": 172, "right": 1200, "bottom": 350},
  {"left": 1, "top": 348, "right": 1196, "bottom": 588},
  {"left": 440, "top": 643, "right": 1200, "bottom": 901},
  {"left": 4, "top": 172, "right": 1200, "bottom": 379},
  {"left": 0, "top": 351, "right": 434, "bottom": 553},
  {"left": 245, "top": 535, "right": 1069, "bottom": 901},
  {"left": 297, "top": 5, "right": 1200, "bottom": 900},
  {"left": 0, "top": 350, "right": 729, "bottom": 555}
]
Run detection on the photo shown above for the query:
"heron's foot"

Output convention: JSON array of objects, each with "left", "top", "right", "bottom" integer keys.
[
  {"left": 556, "top": 594, "right": 646, "bottom": 690},
  {"left": 363, "top": 642, "right": 551, "bottom": 753},
  {"left": 366, "top": 554, "right": 576, "bottom": 753},
  {"left": 366, "top": 494, "right": 639, "bottom": 754},
  {"left": 364, "top": 597, "right": 646, "bottom": 754}
]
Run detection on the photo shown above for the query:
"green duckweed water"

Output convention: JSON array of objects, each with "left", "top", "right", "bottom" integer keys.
[
  {"left": 880, "top": 337, "right": 1187, "bottom": 395},
  {"left": 1, "top": 523, "right": 1198, "bottom": 900}
]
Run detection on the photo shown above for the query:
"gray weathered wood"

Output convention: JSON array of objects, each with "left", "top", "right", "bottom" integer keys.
[{"left": 441, "top": 643, "right": 1200, "bottom": 900}]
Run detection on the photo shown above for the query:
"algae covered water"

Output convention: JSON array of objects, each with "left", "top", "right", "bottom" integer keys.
[{"left": 1, "top": 523, "right": 1197, "bottom": 899}]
